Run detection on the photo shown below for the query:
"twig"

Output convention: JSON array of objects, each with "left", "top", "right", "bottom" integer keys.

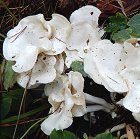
[
  {"left": 0, "top": 118, "right": 43, "bottom": 127},
  {"left": 10, "top": 26, "right": 27, "bottom": 43}
]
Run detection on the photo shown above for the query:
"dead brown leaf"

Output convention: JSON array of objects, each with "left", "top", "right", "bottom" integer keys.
[{"left": 126, "top": 125, "right": 135, "bottom": 139}]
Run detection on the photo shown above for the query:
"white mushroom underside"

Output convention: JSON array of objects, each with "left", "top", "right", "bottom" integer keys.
[{"left": 17, "top": 55, "right": 56, "bottom": 88}]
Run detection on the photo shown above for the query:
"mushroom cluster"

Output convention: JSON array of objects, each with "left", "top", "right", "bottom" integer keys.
[
  {"left": 3, "top": 14, "right": 70, "bottom": 88},
  {"left": 41, "top": 71, "right": 86, "bottom": 135},
  {"left": 3, "top": 5, "right": 140, "bottom": 135},
  {"left": 84, "top": 38, "right": 140, "bottom": 121},
  {"left": 41, "top": 71, "right": 113, "bottom": 135}
]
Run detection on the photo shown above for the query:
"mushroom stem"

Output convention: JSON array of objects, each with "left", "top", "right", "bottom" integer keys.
[
  {"left": 110, "top": 92, "right": 117, "bottom": 103},
  {"left": 110, "top": 123, "right": 126, "bottom": 133},
  {"left": 119, "top": 134, "right": 127, "bottom": 139},
  {"left": 86, "top": 105, "right": 111, "bottom": 113},
  {"left": 84, "top": 93, "right": 114, "bottom": 110}
]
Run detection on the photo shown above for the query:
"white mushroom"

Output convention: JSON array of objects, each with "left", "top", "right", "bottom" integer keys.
[
  {"left": 41, "top": 71, "right": 86, "bottom": 135},
  {"left": 84, "top": 40, "right": 128, "bottom": 93},
  {"left": 84, "top": 93, "right": 113, "bottom": 110},
  {"left": 3, "top": 14, "right": 71, "bottom": 73},
  {"left": 65, "top": 6, "right": 103, "bottom": 68},
  {"left": 41, "top": 71, "right": 114, "bottom": 135},
  {"left": 118, "top": 38, "right": 140, "bottom": 113},
  {"left": 86, "top": 105, "right": 111, "bottom": 113},
  {"left": 17, "top": 54, "right": 57, "bottom": 88},
  {"left": 70, "top": 5, "right": 101, "bottom": 26}
]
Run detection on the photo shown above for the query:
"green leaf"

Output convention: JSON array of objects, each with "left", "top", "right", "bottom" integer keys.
[
  {"left": 50, "top": 129, "right": 78, "bottom": 139},
  {"left": 70, "top": 61, "right": 88, "bottom": 77},
  {"left": 63, "top": 130, "right": 78, "bottom": 139},
  {"left": 1, "top": 93, "right": 12, "bottom": 119},
  {"left": 128, "top": 14, "right": 140, "bottom": 37},
  {"left": 112, "top": 28, "right": 131, "bottom": 42},
  {"left": 1, "top": 105, "right": 48, "bottom": 124},
  {"left": 0, "top": 122, "right": 39, "bottom": 139},
  {"left": 94, "top": 133, "right": 115, "bottom": 139},
  {"left": 50, "top": 129, "right": 63, "bottom": 139},
  {"left": 3, "top": 61, "right": 16, "bottom": 90},
  {"left": 105, "top": 13, "right": 128, "bottom": 34},
  {"left": 7, "top": 89, "right": 33, "bottom": 113}
]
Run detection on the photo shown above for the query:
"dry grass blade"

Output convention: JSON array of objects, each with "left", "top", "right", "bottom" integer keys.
[
  {"left": 12, "top": 70, "right": 32, "bottom": 139},
  {"left": 0, "top": 0, "right": 18, "bottom": 21},
  {"left": 0, "top": 32, "right": 5, "bottom": 38},
  {"left": 115, "top": 0, "right": 126, "bottom": 16}
]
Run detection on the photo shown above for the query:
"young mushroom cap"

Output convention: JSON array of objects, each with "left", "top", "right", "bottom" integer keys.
[
  {"left": 84, "top": 40, "right": 128, "bottom": 93},
  {"left": 42, "top": 71, "right": 86, "bottom": 135},
  {"left": 70, "top": 5, "right": 101, "bottom": 26}
]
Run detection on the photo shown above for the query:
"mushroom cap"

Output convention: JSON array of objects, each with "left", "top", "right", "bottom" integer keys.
[
  {"left": 44, "top": 71, "right": 86, "bottom": 113},
  {"left": 84, "top": 49, "right": 115, "bottom": 92},
  {"left": 123, "top": 38, "right": 140, "bottom": 69},
  {"left": 42, "top": 71, "right": 86, "bottom": 135},
  {"left": 70, "top": 5, "right": 101, "bottom": 26},
  {"left": 17, "top": 54, "right": 56, "bottom": 88},
  {"left": 44, "top": 76, "right": 66, "bottom": 111},
  {"left": 41, "top": 101, "right": 73, "bottom": 135},
  {"left": 65, "top": 22, "right": 101, "bottom": 68},
  {"left": 45, "top": 14, "right": 71, "bottom": 55},
  {"left": 121, "top": 68, "right": 140, "bottom": 113},
  {"left": 84, "top": 40, "right": 128, "bottom": 92},
  {"left": 67, "top": 22, "right": 101, "bottom": 52},
  {"left": 65, "top": 6, "right": 103, "bottom": 68},
  {"left": 3, "top": 14, "right": 71, "bottom": 73},
  {"left": 3, "top": 14, "right": 52, "bottom": 73},
  {"left": 12, "top": 45, "right": 38, "bottom": 73},
  {"left": 118, "top": 38, "right": 140, "bottom": 113}
]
